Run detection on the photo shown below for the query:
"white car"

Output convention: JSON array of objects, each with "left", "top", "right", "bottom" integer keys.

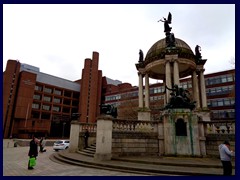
[{"left": 53, "top": 140, "right": 70, "bottom": 151}]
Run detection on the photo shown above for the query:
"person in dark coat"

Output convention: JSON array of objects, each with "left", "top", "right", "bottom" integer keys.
[
  {"left": 28, "top": 135, "right": 38, "bottom": 170},
  {"left": 84, "top": 129, "right": 89, "bottom": 149}
]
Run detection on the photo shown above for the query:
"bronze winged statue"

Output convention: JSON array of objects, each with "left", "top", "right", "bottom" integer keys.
[{"left": 158, "top": 12, "right": 172, "bottom": 33}]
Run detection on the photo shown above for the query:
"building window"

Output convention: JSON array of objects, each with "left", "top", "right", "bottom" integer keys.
[
  {"left": 42, "top": 113, "right": 51, "bottom": 119},
  {"left": 64, "top": 91, "right": 72, "bottom": 97},
  {"left": 52, "top": 106, "right": 60, "bottom": 112},
  {"left": 206, "top": 74, "right": 234, "bottom": 86},
  {"left": 35, "top": 85, "right": 42, "bottom": 91},
  {"left": 152, "top": 87, "right": 164, "bottom": 94},
  {"left": 43, "top": 87, "right": 52, "bottom": 94},
  {"left": 42, "top": 105, "right": 50, "bottom": 111},
  {"left": 180, "top": 82, "right": 188, "bottom": 89},
  {"left": 53, "top": 98, "right": 61, "bottom": 104},
  {"left": 54, "top": 89, "right": 62, "bottom": 96},
  {"left": 209, "top": 98, "right": 235, "bottom": 107},
  {"left": 32, "top": 103, "right": 40, "bottom": 109},
  {"left": 43, "top": 96, "right": 51, "bottom": 102},
  {"left": 211, "top": 109, "right": 235, "bottom": 119},
  {"left": 33, "top": 94, "right": 41, "bottom": 100}
]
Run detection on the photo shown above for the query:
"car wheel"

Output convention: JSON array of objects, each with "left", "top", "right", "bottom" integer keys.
[
  {"left": 55, "top": 150, "right": 59, "bottom": 152},
  {"left": 65, "top": 146, "right": 68, "bottom": 149}
]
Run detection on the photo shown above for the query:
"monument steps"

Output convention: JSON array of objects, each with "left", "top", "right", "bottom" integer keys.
[
  {"left": 49, "top": 152, "right": 173, "bottom": 176},
  {"left": 76, "top": 143, "right": 96, "bottom": 157},
  {"left": 49, "top": 149, "right": 233, "bottom": 175}
]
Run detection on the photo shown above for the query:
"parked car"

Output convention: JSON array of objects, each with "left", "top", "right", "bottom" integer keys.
[{"left": 53, "top": 140, "right": 70, "bottom": 151}]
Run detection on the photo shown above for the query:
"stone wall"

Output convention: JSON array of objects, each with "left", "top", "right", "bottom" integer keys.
[
  {"left": 112, "top": 132, "right": 158, "bottom": 157},
  {"left": 205, "top": 134, "right": 235, "bottom": 157}
]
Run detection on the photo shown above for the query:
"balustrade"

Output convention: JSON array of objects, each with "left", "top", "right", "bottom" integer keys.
[
  {"left": 203, "top": 120, "right": 235, "bottom": 134},
  {"left": 80, "top": 123, "right": 97, "bottom": 132},
  {"left": 112, "top": 119, "right": 159, "bottom": 132}
]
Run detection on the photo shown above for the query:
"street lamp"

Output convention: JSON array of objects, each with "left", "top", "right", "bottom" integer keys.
[{"left": 62, "top": 122, "right": 66, "bottom": 138}]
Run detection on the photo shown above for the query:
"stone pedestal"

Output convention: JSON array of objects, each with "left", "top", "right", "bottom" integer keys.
[
  {"left": 162, "top": 109, "right": 203, "bottom": 156},
  {"left": 69, "top": 121, "right": 80, "bottom": 153},
  {"left": 138, "top": 109, "right": 151, "bottom": 121},
  {"left": 94, "top": 115, "right": 113, "bottom": 161}
]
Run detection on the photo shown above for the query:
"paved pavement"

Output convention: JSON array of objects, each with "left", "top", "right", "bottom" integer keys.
[
  {"left": 3, "top": 139, "right": 145, "bottom": 176},
  {"left": 2, "top": 139, "right": 235, "bottom": 176}
]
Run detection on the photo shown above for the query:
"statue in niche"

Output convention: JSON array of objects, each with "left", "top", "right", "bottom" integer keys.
[
  {"left": 164, "top": 84, "right": 196, "bottom": 110},
  {"left": 138, "top": 49, "right": 144, "bottom": 63}
]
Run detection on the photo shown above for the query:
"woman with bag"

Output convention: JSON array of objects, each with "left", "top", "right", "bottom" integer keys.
[{"left": 28, "top": 135, "right": 38, "bottom": 170}]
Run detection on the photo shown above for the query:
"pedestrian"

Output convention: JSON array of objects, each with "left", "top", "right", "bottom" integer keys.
[
  {"left": 84, "top": 129, "right": 89, "bottom": 149},
  {"left": 28, "top": 135, "right": 38, "bottom": 170},
  {"left": 218, "top": 140, "right": 235, "bottom": 175},
  {"left": 39, "top": 137, "right": 47, "bottom": 152}
]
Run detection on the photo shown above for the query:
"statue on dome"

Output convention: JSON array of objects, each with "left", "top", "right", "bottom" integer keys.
[
  {"left": 158, "top": 12, "right": 175, "bottom": 48},
  {"left": 139, "top": 49, "right": 144, "bottom": 63},
  {"left": 158, "top": 12, "right": 172, "bottom": 34},
  {"left": 195, "top": 45, "right": 202, "bottom": 63}
]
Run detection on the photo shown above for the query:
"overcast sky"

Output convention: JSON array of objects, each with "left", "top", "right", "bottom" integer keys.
[{"left": 3, "top": 4, "right": 235, "bottom": 86}]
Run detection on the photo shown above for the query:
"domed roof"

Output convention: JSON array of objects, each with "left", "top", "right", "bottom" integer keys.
[
  {"left": 136, "top": 37, "right": 197, "bottom": 80},
  {"left": 144, "top": 38, "right": 195, "bottom": 64}
]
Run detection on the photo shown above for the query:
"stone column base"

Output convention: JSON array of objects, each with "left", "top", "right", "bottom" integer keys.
[
  {"left": 94, "top": 153, "right": 112, "bottom": 161},
  {"left": 138, "top": 110, "right": 151, "bottom": 121}
]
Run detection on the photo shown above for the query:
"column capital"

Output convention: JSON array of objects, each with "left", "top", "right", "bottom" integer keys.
[
  {"left": 137, "top": 68, "right": 146, "bottom": 75},
  {"left": 196, "top": 65, "right": 205, "bottom": 72}
]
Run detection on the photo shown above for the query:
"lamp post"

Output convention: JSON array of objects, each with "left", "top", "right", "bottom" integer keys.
[{"left": 62, "top": 122, "right": 66, "bottom": 138}]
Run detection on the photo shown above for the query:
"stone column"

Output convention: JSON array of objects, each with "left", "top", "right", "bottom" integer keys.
[
  {"left": 94, "top": 115, "right": 113, "bottom": 161},
  {"left": 144, "top": 73, "right": 150, "bottom": 109},
  {"left": 165, "top": 61, "right": 172, "bottom": 104},
  {"left": 68, "top": 121, "right": 80, "bottom": 152},
  {"left": 138, "top": 72, "right": 143, "bottom": 108},
  {"left": 173, "top": 60, "right": 180, "bottom": 85},
  {"left": 192, "top": 71, "right": 200, "bottom": 108},
  {"left": 199, "top": 69, "right": 207, "bottom": 108}
]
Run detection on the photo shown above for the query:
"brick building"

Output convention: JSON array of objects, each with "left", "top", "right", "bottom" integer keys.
[
  {"left": 104, "top": 69, "right": 235, "bottom": 121},
  {"left": 3, "top": 52, "right": 103, "bottom": 138},
  {"left": 3, "top": 52, "right": 235, "bottom": 138}
]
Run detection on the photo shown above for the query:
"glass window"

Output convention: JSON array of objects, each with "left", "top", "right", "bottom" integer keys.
[
  {"left": 54, "top": 89, "right": 62, "bottom": 96},
  {"left": 32, "top": 103, "right": 39, "bottom": 109},
  {"left": 221, "top": 76, "right": 227, "bottom": 83},
  {"left": 42, "top": 105, "right": 50, "bottom": 111},
  {"left": 33, "top": 94, "right": 41, "bottom": 100},
  {"left": 217, "top": 100, "right": 224, "bottom": 106},
  {"left": 227, "top": 75, "right": 233, "bottom": 82},
  {"left": 224, "top": 99, "right": 230, "bottom": 106},
  {"left": 211, "top": 101, "right": 217, "bottom": 107},
  {"left": 52, "top": 106, "right": 60, "bottom": 112},
  {"left": 43, "top": 96, "right": 51, "bottom": 102},
  {"left": 35, "top": 85, "right": 42, "bottom": 91},
  {"left": 53, "top": 98, "right": 61, "bottom": 104},
  {"left": 44, "top": 87, "right": 52, "bottom": 94}
]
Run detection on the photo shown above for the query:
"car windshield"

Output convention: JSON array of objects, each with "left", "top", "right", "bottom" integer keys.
[{"left": 55, "top": 141, "right": 64, "bottom": 144}]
